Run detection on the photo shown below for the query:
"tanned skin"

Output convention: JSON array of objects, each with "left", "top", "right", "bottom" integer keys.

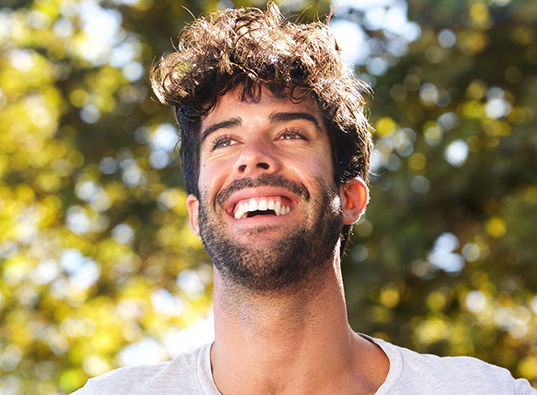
[{"left": 186, "top": 88, "right": 389, "bottom": 395}]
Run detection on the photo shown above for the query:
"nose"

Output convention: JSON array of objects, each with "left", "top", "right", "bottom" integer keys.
[{"left": 233, "top": 138, "right": 280, "bottom": 177}]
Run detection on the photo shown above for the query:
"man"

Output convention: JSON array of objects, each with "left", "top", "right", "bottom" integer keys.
[{"left": 73, "top": 3, "right": 536, "bottom": 394}]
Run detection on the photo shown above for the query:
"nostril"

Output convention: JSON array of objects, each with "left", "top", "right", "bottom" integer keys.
[{"left": 236, "top": 161, "right": 270, "bottom": 174}]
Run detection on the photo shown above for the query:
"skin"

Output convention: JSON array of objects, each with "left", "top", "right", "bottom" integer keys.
[{"left": 186, "top": 87, "right": 389, "bottom": 395}]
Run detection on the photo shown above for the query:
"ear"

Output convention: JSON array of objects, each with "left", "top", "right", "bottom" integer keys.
[
  {"left": 340, "top": 177, "right": 369, "bottom": 225},
  {"left": 186, "top": 194, "right": 200, "bottom": 236}
]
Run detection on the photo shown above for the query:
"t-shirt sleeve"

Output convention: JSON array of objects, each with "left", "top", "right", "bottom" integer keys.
[
  {"left": 514, "top": 377, "right": 537, "bottom": 394},
  {"left": 370, "top": 336, "right": 537, "bottom": 395},
  {"left": 65, "top": 343, "right": 213, "bottom": 395},
  {"left": 70, "top": 382, "right": 92, "bottom": 395}
]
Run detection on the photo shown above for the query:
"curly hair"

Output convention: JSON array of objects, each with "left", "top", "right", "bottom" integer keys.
[{"left": 150, "top": 2, "right": 372, "bottom": 254}]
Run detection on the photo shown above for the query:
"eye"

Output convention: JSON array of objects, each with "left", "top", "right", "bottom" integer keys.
[
  {"left": 212, "top": 134, "right": 237, "bottom": 150},
  {"left": 277, "top": 128, "right": 308, "bottom": 141}
]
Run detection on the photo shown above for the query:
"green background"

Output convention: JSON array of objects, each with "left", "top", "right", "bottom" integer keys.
[{"left": 1, "top": 0, "right": 536, "bottom": 393}]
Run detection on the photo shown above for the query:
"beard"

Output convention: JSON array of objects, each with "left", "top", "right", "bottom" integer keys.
[{"left": 197, "top": 174, "right": 343, "bottom": 294}]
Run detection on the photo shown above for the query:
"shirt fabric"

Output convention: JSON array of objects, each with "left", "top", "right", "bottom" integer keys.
[{"left": 72, "top": 336, "right": 536, "bottom": 394}]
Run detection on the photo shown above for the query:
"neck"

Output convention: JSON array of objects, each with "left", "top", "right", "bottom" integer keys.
[{"left": 210, "top": 257, "right": 389, "bottom": 395}]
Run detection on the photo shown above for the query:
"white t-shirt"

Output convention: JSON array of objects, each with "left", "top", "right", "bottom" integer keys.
[{"left": 72, "top": 336, "right": 536, "bottom": 394}]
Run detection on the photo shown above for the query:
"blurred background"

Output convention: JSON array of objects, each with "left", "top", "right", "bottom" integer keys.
[{"left": 1, "top": 0, "right": 536, "bottom": 393}]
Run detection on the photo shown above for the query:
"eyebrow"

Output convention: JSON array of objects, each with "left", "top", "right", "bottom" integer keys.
[
  {"left": 269, "top": 112, "right": 322, "bottom": 134},
  {"left": 200, "top": 117, "right": 242, "bottom": 142},
  {"left": 200, "top": 111, "right": 323, "bottom": 142}
]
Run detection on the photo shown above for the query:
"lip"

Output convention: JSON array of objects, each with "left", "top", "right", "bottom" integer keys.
[{"left": 223, "top": 187, "right": 298, "bottom": 218}]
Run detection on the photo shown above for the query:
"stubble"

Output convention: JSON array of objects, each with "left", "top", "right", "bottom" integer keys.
[{"left": 197, "top": 174, "right": 343, "bottom": 295}]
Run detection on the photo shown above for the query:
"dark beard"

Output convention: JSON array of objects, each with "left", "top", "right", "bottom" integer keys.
[{"left": 197, "top": 174, "right": 343, "bottom": 294}]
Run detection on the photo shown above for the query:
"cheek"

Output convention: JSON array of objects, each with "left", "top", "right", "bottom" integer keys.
[
  {"left": 287, "top": 160, "right": 333, "bottom": 191},
  {"left": 198, "top": 159, "right": 234, "bottom": 196},
  {"left": 298, "top": 151, "right": 334, "bottom": 179}
]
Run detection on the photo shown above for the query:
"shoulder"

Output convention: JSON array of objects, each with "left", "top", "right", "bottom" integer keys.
[
  {"left": 71, "top": 342, "right": 212, "bottom": 395},
  {"left": 367, "top": 336, "right": 536, "bottom": 395}
]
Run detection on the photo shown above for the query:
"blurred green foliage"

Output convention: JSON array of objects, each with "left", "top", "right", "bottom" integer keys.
[{"left": 0, "top": 0, "right": 536, "bottom": 393}]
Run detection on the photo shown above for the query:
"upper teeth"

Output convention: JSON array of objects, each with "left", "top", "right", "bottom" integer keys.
[{"left": 234, "top": 198, "right": 291, "bottom": 219}]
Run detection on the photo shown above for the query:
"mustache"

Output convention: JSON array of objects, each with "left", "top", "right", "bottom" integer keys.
[{"left": 215, "top": 174, "right": 309, "bottom": 207}]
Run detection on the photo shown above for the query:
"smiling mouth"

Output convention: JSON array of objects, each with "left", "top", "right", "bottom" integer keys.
[{"left": 233, "top": 196, "right": 293, "bottom": 219}]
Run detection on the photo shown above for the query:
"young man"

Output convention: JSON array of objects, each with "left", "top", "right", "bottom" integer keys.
[{"left": 73, "top": 3, "right": 536, "bottom": 394}]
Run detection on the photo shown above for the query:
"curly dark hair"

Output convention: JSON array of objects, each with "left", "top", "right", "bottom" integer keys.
[{"left": 150, "top": 2, "right": 372, "bottom": 254}]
